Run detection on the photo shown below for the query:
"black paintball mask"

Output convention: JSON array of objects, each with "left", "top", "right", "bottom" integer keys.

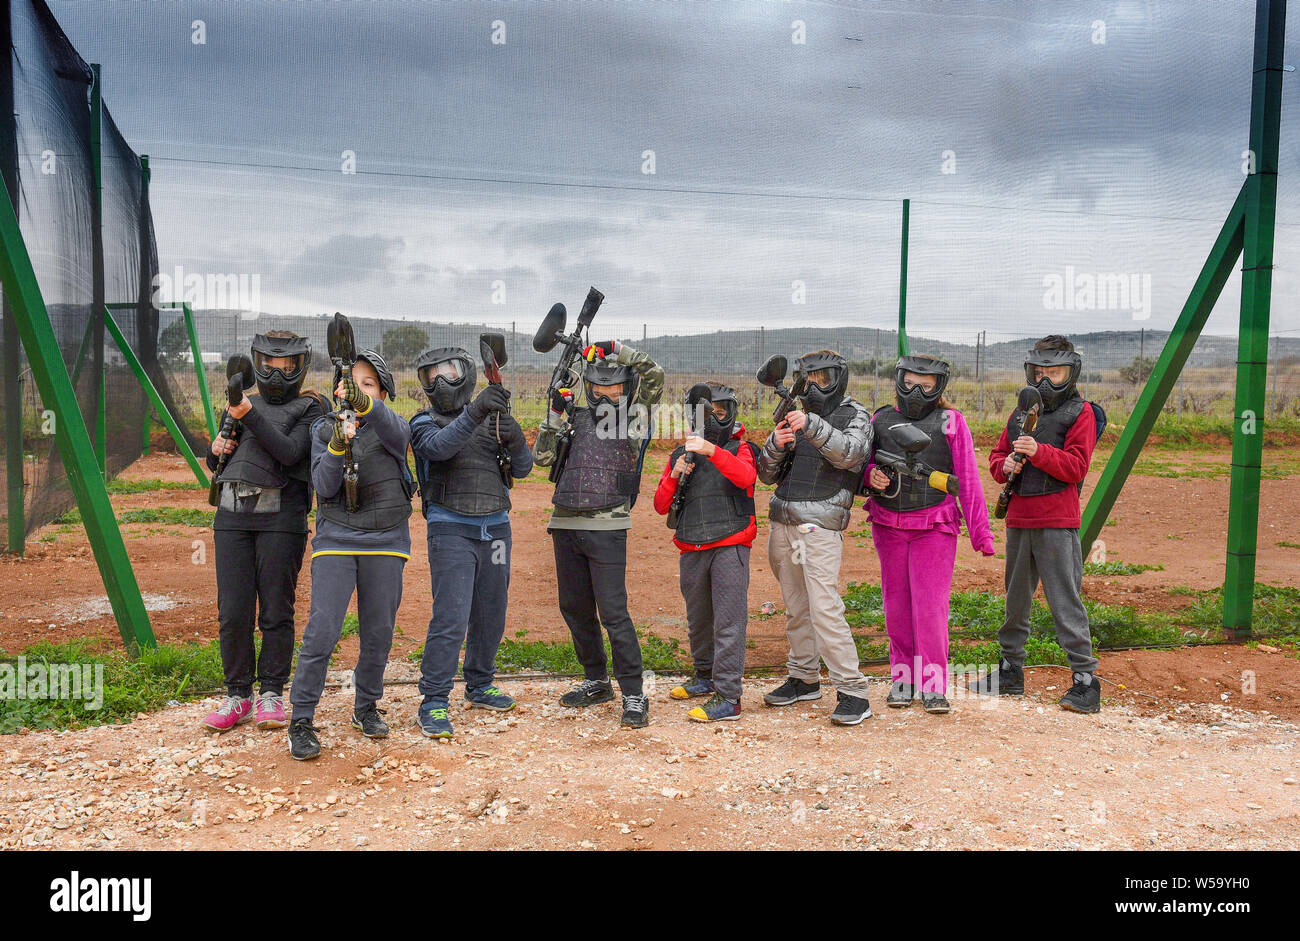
[
  {"left": 1024, "top": 348, "right": 1082, "bottom": 412},
  {"left": 415, "top": 347, "right": 475, "bottom": 414},
  {"left": 251, "top": 334, "right": 311, "bottom": 405},
  {"left": 584, "top": 359, "right": 638, "bottom": 411},
  {"left": 793, "top": 352, "right": 849, "bottom": 416},
  {"left": 688, "top": 383, "right": 738, "bottom": 446},
  {"left": 895, "top": 355, "right": 951, "bottom": 420}
]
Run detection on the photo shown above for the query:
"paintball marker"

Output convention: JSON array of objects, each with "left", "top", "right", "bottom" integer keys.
[
  {"left": 667, "top": 383, "right": 713, "bottom": 530},
  {"left": 871, "top": 421, "right": 959, "bottom": 499},
  {"left": 327, "top": 312, "right": 360, "bottom": 513},
  {"left": 208, "top": 354, "right": 256, "bottom": 507},
  {"left": 533, "top": 286, "right": 604, "bottom": 483},
  {"left": 479, "top": 331, "right": 513, "bottom": 489},
  {"left": 994, "top": 385, "right": 1043, "bottom": 519},
  {"left": 756, "top": 355, "right": 807, "bottom": 482}
]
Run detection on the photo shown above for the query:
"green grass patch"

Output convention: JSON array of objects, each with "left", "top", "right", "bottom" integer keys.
[
  {"left": 107, "top": 477, "right": 206, "bottom": 494},
  {"left": 0, "top": 638, "right": 225, "bottom": 733},
  {"left": 1083, "top": 560, "right": 1164, "bottom": 577},
  {"left": 408, "top": 629, "right": 690, "bottom": 675},
  {"left": 118, "top": 507, "right": 215, "bottom": 528}
]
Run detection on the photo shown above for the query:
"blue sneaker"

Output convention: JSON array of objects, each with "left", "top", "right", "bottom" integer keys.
[
  {"left": 688, "top": 693, "right": 742, "bottom": 722},
  {"left": 669, "top": 675, "right": 715, "bottom": 700},
  {"left": 465, "top": 685, "right": 516, "bottom": 712},
  {"left": 418, "top": 702, "right": 454, "bottom": 738}
]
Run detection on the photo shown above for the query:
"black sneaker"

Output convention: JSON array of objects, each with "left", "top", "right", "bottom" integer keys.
[
  {"left": 829, "top": 691, "right": 872, "bottom": 726},
  {"left": 921, "top": 692, "right": 951, "bottom": 714},
  {"left": 886, "top": 681, "right": 915, "bottom": 708},
  {"left": 560, "top": 678, "right": 615, "bottom": 708},
  {"left": 763, "top": 677, "right": 823, "bottom": 706},
  {"left": 1059, "top": 672, "right": 1102, "bottom": 714},
  {"left": 351, "top": 704, "right": 389, "bottom": 738},
  {"left": 968, "top": 658, "right": 1025, "bottom": 696},
  {"left": 289, "top": 717, "right": 321, "bottom": 761},
  {"left": 620, "top": 693, "right": 650, "bottom": 728}
]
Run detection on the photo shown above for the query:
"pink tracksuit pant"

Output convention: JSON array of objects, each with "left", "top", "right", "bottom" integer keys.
[{"left": 871, "top": 524, "right": 957, "bottom": 693}]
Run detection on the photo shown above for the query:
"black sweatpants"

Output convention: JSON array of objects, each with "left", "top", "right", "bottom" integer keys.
[
  {"left": 550, "top": 528, "right": 643, "bottom": 696},
  {"left": 214, "top": 528, "right": 309, "bottom": 697}
]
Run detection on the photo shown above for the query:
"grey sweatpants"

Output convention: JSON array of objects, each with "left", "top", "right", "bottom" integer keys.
[
  {"left": 679, "top": 544, "right": 751, "bottom": 701},
  {"left": 290, "top": 553, "right": 406, "bottom": 720},
  {"left": 999, "top": 527, "right": 1098, "bottom": 673},
  {"left": 769, "top": 521, "right": 869, "bottom": 697}
]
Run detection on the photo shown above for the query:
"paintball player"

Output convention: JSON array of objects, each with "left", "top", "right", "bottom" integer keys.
[
  {"left": 288, "top": 349, "right": 415, "bottom": 760},
  {"left": 653, "top": 382, "right": 758, "bottom": 722},
  {"left": 972, "top": 335, "right": 1105, "bottom": 713},
  {"left": 408, "top": 347, "right": 534, "bottom": 739},
  {"left": 862, "top": 355, "right": 994, "bottom": 715},
  {"left": 201, "top": 331, "right": 324, "bottom": 733},
  {"left": 533, "top": 339, "right": 664, "bottom": 728},
  {"left": 756, "top": 349, "right": 874, "bottom": 725}
]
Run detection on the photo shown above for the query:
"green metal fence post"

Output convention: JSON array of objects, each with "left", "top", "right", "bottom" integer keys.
[
  {"left": 182, "top": 303, "right": 216, "bottom": 438},
  {"left": 898, "top": 198, "right": 910, "bottom": 358},
  {"left": 90, "top": 63, "right": 106, "bottom": 476},
  {"left": 104, "top": 308, "right": 209, "bottom": 488},
  {"left": 1224, "top": 0, "right": 1287, "bottom": 637},
  {"left": 0, "top": 185, "right": 154, "bottom": 653},
  {"left": 2, "top": 0, "right": 24, "bottom": 554}
]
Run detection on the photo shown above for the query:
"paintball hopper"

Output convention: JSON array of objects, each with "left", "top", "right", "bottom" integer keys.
[
  {"left": 533, "top": 303, "right": 567, "bottom": 353},
  {"left": 756, "top": 355, "right": 789, "bottom": 389},
  {"left": 889, "top": 421, "right": 933, "bottom": 456},
  {"left": 685, "top": 382, "right": 713, "bottom": 432},
  {"left": 227, "top": 353, "right": 255, "bottom": 395},
  {"left": 1017, "top": 385, "right": 1044, "bottom": 415},
  {"left": 480, "top": 332, "right": 508, "bottom": 370}
]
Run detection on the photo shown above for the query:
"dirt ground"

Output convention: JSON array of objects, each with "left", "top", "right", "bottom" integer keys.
[{"left": 1, "top": 442, "right": 1298, "bottom": 850}]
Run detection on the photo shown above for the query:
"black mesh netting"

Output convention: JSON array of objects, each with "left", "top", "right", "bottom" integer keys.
[{"left": 1, "top": 0, "right": 198, "bottom": 546}]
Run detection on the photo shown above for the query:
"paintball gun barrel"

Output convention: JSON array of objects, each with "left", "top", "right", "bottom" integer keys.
[{"left": 208, "top": 354, "right": 255, "bottom": 507}]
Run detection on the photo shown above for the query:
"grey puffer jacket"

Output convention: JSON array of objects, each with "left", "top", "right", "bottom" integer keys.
[{"left": 756, "top": 395, "right": 872, "bottom": 531}]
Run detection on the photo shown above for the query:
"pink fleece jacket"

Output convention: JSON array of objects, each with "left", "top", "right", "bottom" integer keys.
[{"left": 863, "top": 406, "right": 995, "bottom": 556}]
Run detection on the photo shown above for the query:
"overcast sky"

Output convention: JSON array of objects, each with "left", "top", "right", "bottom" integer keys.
[{"left": 44, "top": 0, "right": 1300, "bottom": 341}]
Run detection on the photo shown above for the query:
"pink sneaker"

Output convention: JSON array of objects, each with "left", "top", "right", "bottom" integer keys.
[
  {"left": 255, "top": 692, "right": 288, "bottom": 729},
  {"left": 201, "top": 695, "right": 253, "bottom": 732}
]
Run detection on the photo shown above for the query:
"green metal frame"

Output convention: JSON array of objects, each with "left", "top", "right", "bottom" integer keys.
[
  {"left": 91, "top": 63, "right": 106, "bottom": 476},
  {"left": 104, "top": 307, "right": 209, "bottom": 487},
  {"left": 158, "top": 301, "right": 217, "bottom": 439},
  {"left": 898, "top": 198, "right": 910, "bottom": 357},
  {"left": 0, "top": 183, "right": 155, "bottom": 652},
  {"left": 1083, "top": 0, "right": 1285, "bottom": 637}
]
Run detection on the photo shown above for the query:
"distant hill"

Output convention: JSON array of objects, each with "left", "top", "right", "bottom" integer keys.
[{"left": 163, "top": 309, "right": 1300, "bottom": 374}]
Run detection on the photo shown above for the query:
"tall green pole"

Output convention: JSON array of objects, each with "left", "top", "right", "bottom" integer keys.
[
  {"left": 139, "top": 156, "right": 152, "bottom": 456},
  {"left": 90, "top": 63, "right": 106, "bottom": 475},
  {"left": 0, "top": 184, "right": 154, "bottom": 653},
  {"left": 182, "top": 302, "right": 216, "bottom": 438},
  {"left": 1224, "top": 0, "right": 1286, "bottom": 638},
  {"left": 898, "top": 198, "right": 910, "bottom": 357},
  {"left": 2, "top": 0, "right": 24, "bottom": 554}
]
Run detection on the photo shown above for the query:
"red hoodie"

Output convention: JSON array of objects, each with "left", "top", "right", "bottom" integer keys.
[
  {"left": 989, "top": 403, "right": 1097, "bottom": 529},
  {"left": 654, "top": 423, "right": 758, "bottom": 552}
]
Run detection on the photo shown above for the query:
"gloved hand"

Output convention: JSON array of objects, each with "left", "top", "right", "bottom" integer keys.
[
  {"left": 467, "top": 384, "right": 510, "bottom": 422},
  {"left": 496, "top": 411, "right": 527, "bottom": 450},
  {"left": 336, "top": 375, "right": 371, "bottom": 414},
  {"left": 328, "top": 417, "right": 350, "bottom": 453},
  {"left": 549, "top": 387, "right": 575, "bottom": 418},
  {"left": 582, "top": 340, "right": 621, "bottom": 361}
]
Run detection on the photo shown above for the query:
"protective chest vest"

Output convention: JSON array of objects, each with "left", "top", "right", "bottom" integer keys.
[
  {"left": 552, "top": 407, "right": 641, "bottom": 511},
  {"left": 670, "top": 440, "right": 756, "bottom": 546},
  {"left": 315, "top": 421, "right": 414, "bottom": 531},
  {"left": 221, "top": 396, "right": 317, "bottom": 489},
  {"left": 774, "top": 401, "right": 862, "bottom": 503},
  {"left": 1009, "top": 395, "right": 1085, "bottom": 496},
  {"left": 415, "top": 411, "right": 511, "bottom": 516},
  {"left": 871, "top": 406, "right": 953, "bottom": 512}
]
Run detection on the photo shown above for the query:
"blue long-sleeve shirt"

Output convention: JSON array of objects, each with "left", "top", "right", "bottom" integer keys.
[
  {"left": 409, "top": 407, "right": 534, "bottom": 540},
  {"left": 309, "top": 396, "right": 413, "bottom": 559}
]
